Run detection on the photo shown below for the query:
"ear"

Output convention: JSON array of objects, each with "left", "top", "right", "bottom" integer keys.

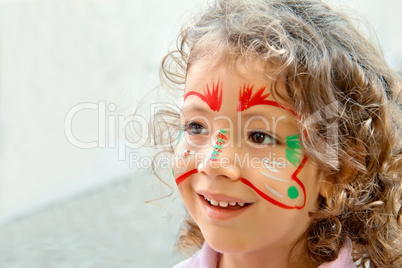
[
  {"left": 319, "top": 179, "right": 333, "bottom": 199},
  {"left": 313, "top": 166, "right": 334, "bottom": 199}
]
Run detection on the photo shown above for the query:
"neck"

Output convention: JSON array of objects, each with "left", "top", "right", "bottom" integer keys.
[{"left": 217, "top": 242, "right": 314, "bottom": 268}]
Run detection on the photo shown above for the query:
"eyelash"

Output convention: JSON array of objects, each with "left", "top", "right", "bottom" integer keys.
[
  {"left": 183, "top": 121, "right": 209, "bottom": 135},
  {"left": 247, "top": 131, "right": 278, "bottom": 145}
]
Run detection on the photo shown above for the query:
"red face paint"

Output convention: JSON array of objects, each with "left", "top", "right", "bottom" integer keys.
[
  {"left": 175, "top": 168, "right": 198, "bottom": 185},
  {"left": 184, "top": 81, "right": 223, "bottom": 112},
  {"left": 236, "top": 84, "right": 306, "bottom": 209},
  {"left": 240, "top": 156, "right": 307, "bottom": 210},
  {"left": 237, "top": 84, "right": 297, "bottom": 116},
  {"left": 210, "top": 129, "right": 229, "bottom": 161}
]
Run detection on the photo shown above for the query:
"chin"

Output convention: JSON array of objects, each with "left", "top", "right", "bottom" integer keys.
[{"left": 200, "top": 226, "right": 256, "bottom": 254}]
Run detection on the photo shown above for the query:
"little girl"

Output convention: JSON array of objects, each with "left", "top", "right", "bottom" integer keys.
[{"left": 156, "top": 0, "right": 402, "bottom": 267}]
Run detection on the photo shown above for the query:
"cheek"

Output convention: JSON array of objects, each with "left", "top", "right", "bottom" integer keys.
[
  {"left": 172, "top": 147, "right": 197, "bottom": 185},
  {"left": 240, "top": 155, "right": 308, "bottom": 210},
  {"left": 172, "top": 139, "right": 209, "bottom": 185},
  {"left": 176, "top": 178, "right": 198, "bottom": 221}
]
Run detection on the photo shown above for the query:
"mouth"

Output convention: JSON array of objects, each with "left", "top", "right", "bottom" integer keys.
[
  {"left": 198, "top": 193, "right": 253, "bottom": 220},
  {"left": 201, "top": 195, "right": 252, "bottom": 209}
]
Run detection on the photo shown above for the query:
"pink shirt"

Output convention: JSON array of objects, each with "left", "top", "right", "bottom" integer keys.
[{"left": 173, "top": 238, "right": 356, "bottom": 268}]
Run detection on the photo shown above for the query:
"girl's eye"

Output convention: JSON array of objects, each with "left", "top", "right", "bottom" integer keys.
[
  {"left": 184, "top": 122, "right": 208, "bottom": 135},
  {"left": 249, "top": 132, "right": 276, "bottom": 145}
]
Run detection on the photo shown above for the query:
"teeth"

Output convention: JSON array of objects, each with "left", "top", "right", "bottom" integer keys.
[
  {"left": 205, "top": 197, "right": 247, "bottom": 208},
  {"left": 219, "top": 201, "right": 228, "bottom": 207},
  {"left": 210, "top": 199, "right": 219, "bottom": 206}
]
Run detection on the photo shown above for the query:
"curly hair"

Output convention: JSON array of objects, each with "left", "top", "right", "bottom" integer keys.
[{"left": 157, "top": 0, "right": 402, "bottom": 267}]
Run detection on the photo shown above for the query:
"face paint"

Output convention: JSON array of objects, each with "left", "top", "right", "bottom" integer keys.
[
  {"left": 243, "top": 140, "right": 306, "bottom": 209},
  {"left": 182, "top": 149, "right": 195, "bottom": 159},
  {"left": 265, "top": 183, "right": 283, "bottom": 197},
  {"left": 260, "top": 156, "right": 301, "bottom": 202},
  {"left": 173, "top": 147, "right": 195, "bottom": 178},
  {"left": 263, "top": 161, "right": 279, "bottom": 173},
  {"left": 235, "top": 84, "right": 307, "bottom": 209},
  {"left": 237, "top": 85, "right": 269, "bottom": 111},
  {"left": 210, "top": 129, "right": 228, "bottom": 161},
  {"left": 287, "top": 186, "right": 299, "bottom": 199},
  {"left": 176, "top": 128, "right": 183, "bottom": 145},
  {"left": 261, "top": 172, "right": 287, "bottom": 182},
  {"left": 262, "top": 158, "right": 289, "bottom": 173},
  {"left": 263, "top": 158, "right": 288, "bottom": 168},
  {"left": 184, "top": 80, "right": 223, "bottom": 112},
  {"left": 237, "top": 84, "right": 298, "bottom": 116},
  {"left": 241, "top": 156, "right": 307, "bottom": 209},
  {"left": 285, "top": 134, "right": 302, "bottom": 167},
  {"left": 175, "top": 168, "right": 198, "bottom": 185}
]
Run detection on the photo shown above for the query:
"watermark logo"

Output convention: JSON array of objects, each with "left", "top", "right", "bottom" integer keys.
[
  {"left": 64, "top": 101, "right": 340, "bottom": 168},
  {"left": 303, "top": 101, "right": 340, "bottom": 169},
  {"left": 64, "top": 101, "right": 179, "bottom": 160}
]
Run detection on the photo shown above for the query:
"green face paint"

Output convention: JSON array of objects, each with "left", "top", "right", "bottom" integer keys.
[
  {"left": 287, "top": 186, "right": 299, "bottom": 199},
  {"left": 176, "top": 128, "right": 183, "bottom": 145},
  {"left": 210, "top": 129, "right": 228, "bottom": 161},
  {"left": 285, "top": 134, "right": 302, "bottom": 167}
]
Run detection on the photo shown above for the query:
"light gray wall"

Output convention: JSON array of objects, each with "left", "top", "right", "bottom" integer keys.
[
  {"left": 325, "top": 0, "right": 402, "bottom": 69},
  {"left": 0, "top": 0, "right": 203, "bottom": 221}
]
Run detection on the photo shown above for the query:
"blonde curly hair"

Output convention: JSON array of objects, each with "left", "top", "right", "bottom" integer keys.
[{"left": 156, "top": 0, "right": 402, "bottom": 267}]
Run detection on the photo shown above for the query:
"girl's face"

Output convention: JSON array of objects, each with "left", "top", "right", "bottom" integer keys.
[{"left": 173, "top": 60, "right": 323, "bottom": 256}]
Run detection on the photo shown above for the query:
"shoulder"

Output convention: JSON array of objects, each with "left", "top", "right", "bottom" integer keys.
[
  {"left": 172, "top": 243, "right": 220, "bottom": 268},
  {"left": 318, "top": 237, "right": 356, "bottom": 268}
]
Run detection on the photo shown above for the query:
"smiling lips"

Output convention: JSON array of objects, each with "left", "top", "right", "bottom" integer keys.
[
  {"left": 204, "top": 196, "right": 247, "bottom": 208},
  {"left": 199, "top": 192, "right": 252, "bottom": 209},
  {"left": 198, "top": 194, "right": 253, "bottom": 220},
  {"left": 197, "top": 190, "right": 254, "bottom": 220}
]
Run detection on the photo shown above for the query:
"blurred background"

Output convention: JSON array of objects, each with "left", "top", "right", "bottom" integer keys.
[{"left": 0, "top": 0, "right": 400, "bottom": 267}]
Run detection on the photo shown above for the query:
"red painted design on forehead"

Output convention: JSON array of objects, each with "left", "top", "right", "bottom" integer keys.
[
  {"left": 237, "top": 85, "right": 270, "bottom": 111},
  {"left": 185, "top": 81, "right": 223, "bottom": 112},
  {"left": 237, "top": 84, "right": 297, "bottom": 116}
]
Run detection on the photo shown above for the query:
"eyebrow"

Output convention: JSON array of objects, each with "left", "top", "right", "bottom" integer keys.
[
  {"left": 184, "top": 81, "right": 223, "bottom": 112},
  {"left": 237, "top": 84, "right": 297, "bottom": 117},
  {"left": 241, "top": 111, "right": 291, "bottom": 122},
  {"left": 180, "top": 104, "right": 212, "bottom": 114},
  {"left": 241, "top": 111, "right": 297, "bottom": 132}
]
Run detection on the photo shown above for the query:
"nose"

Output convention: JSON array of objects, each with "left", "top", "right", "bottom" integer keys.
[{"left": 197, "top": 130, "right": 241, "bottom": 181}]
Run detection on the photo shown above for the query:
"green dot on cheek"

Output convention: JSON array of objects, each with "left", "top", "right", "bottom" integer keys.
[{"left": 287, "top": 186, "right": 299, "bottom": 199}]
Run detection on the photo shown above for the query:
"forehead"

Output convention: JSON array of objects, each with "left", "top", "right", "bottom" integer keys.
[
  {"left": 184, "top": 60, "right": 292, "bottom": 112},
  {"left": 185, "top": 59, "right": 273, "bottom": 91},
  {"left": 183, "top": 60, "right": 298, "bottom": 130}
]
